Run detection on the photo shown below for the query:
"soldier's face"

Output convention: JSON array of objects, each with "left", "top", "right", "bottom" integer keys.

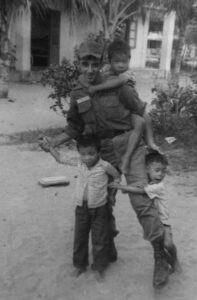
[{"left": 79, "top": 56, "right": 101, "bottom": 84}]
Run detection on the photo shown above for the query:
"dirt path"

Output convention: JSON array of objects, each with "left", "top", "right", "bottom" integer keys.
[
  {"left": 0, "top": 83, "right": 65, "bottom": 135},
  {"left": 0, "top": 143, "right": 197, "bottom": 300},
  {"left": 0, "top": 82, "right": 197, "bottom": 300}
]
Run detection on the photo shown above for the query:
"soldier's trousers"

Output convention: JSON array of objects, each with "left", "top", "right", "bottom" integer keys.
[{"left": 101, "top": 134, "right": 164, "bottom": 242}]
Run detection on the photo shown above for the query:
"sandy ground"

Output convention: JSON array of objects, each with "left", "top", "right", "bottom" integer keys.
[
  {"left": 0, "top": 83, "right": 65, "bottom": 135},
  {"left": 0, "top": 83, "right": 197, "bottom": 300}
]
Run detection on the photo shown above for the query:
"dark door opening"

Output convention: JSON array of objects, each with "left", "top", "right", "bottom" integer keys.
[{"left": 31, "top": 8, "right": 60, "bottom": 69}]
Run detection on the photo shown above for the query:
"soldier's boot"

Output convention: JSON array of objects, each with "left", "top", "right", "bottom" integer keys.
[
  {"left": 152, "top": 239, "right": 169, "bottom": 289},
  {"left": 165, "top": 245, "right": 182, "bottom": 274}
]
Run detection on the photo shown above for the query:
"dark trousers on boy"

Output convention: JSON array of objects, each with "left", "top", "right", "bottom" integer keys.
[{"left": 73, "top": 201, "right": 109, "bottom": 272}]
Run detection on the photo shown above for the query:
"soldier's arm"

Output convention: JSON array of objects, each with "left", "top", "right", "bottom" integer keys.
[{"left": 39, "top": 96, "right": 80, "bottom": 151}]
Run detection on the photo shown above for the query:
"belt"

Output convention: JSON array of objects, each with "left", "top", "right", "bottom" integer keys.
[{"left": 99, "top": 129, "right": 129, "bottom": 139}]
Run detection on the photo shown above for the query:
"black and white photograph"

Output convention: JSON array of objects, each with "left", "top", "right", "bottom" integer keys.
[{"left": 0, "top": 1, "right": 197, "bottom": 299}]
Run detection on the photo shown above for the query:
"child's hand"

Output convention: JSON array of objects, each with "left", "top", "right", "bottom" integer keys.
[
  {"left": 114, "top": 177, "right": 121, "bottom": 184},
  {"left": 38, "top": 135, "right": 51, "bottom": 152},
  {"left": 87, "top": 85, "right": 97, "bottom": 95},
  {"left": 108, "top": 182, "right": 121, "bottom": 189}
]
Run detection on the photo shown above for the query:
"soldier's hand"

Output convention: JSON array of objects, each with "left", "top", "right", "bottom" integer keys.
[{"left": 38, "top": 135, "right": 51, "bottom": 152}]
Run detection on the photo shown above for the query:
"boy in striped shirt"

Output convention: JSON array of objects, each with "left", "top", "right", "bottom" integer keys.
[{"left": 45, "top": 135, "right": 120, "bottom": 281}]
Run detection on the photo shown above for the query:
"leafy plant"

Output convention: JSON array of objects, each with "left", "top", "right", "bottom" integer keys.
[
  {"left": 41, "top": 58, "right": 80, "bottom": 117},
  {"left": 150, "top": 80, "right": 197, "bottom": 140}
]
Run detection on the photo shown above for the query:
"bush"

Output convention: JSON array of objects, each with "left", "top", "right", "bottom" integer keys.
[
  {"left": 150, "top": 79, "right": 197, "bottom": 142},
  {"left": 41, "top": 58, "right": 80, "bottom": 117}
]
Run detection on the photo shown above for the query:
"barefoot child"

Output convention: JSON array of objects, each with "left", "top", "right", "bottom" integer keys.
[
  {"left": 43, "top": 135, "right": 121, "bottom": 280},
  {"left": 109, "top": 150, "right": 181, "bottom": 273},
  {"left": 83, "top": 39, "right": 160, "bottom": 174}
]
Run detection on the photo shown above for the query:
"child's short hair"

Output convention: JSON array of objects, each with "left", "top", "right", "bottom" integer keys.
[
  {"left": 145, "top": 150, "right": 168, "bottom": 167},
  {"left": 108, "top": 40, "right": 130, "bottom": 61},
  {"left": 76, "top": 135, "right": 101, "bottom": 152}
]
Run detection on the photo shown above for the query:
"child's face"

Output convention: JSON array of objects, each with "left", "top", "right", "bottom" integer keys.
[
  {"left": 78, "top": 145, "right": 99, "bottom": 168},
  {"left": 110, "top": 53, "right": 130, "bottom": 75},
  {"left": 147, "top": 162, "right": 166, "bottom": 183}
]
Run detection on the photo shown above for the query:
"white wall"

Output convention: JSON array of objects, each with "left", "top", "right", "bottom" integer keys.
[
  {"left": 130, "top": 12, "right": 150, "bottom": 68},
  {"left": 160, "top": 11, "right": 176, "bottom": 72},
  {"left": 9, "top": 10, "right": 31, "bottom": 74}
]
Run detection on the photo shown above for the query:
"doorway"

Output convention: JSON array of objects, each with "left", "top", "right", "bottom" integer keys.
[{"left": 31, "top": 8, "right": 60, "bottom": 69}]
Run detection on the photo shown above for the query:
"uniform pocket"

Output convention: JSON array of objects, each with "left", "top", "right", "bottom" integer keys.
[
  {"left": 76, "top": 96, "right": 97, "bottom": 134},
  {"left": 77, "top": 96, "right": 91, "bottom": 113}
]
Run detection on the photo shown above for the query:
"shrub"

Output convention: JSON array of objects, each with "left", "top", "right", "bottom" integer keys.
[
  {"left": 41, "top": 58, "right": 80, "bottom": 117},
  {"left": 150, "top": 79, "right": 197, "bottom": 142}
]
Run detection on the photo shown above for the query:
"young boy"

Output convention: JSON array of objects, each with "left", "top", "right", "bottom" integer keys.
[
  {"left": 82, "top": 40, "right": 161, "bottom": 174},
  {"left": 44, "top": 135, "right": 121, "bottom": 280},
  {"left": 109, "top": 150, "right": 181, "bottom": 273}
]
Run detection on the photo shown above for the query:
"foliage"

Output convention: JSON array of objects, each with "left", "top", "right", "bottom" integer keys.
[
  {"left": 145, "top": 0, "right": 196, "bottom": 27},
  {"left": 0, "top": 38, "right": 16, "bottom": 69},
  {"left": 41, "top": 58, "right": 80, "bottom": 117},
  {"left": 145, "top": 0, "right": 197, "bottom": 80},
  {"left": 191, "top": 72, "right": 197, "bottom": 84},
  {"left": 89, "top": 0, "right": 143, "bottom": 39},
  {"left": 150, "top": 79, "right": 197, "bottom": 140},
  {"left": 185, "top": 23, "right": 197, "bottom": 44}
]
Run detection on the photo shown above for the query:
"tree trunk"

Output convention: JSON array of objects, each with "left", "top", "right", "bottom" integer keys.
[
  {"left": 0, "top": 0, "right": 9, "bottom": 99},
  {"left": 0, "top": 61, "right": 9, "bottom": 99}
]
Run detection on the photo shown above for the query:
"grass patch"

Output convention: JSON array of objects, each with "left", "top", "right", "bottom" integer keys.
[
  {"left": 166, "top": 147, "right": 197, "bottom": 173},
  {"left": 0, "top": 127, "right": 197, "bottom": 172},
  {"left": 0, "top": 127, "right": 64, "bottom": 146},
  {"left": 156, "top": 135, "right": 197, "bottom": 172}
]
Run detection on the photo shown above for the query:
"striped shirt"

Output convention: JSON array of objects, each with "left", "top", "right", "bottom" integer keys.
[{"left": 75, "top": 158, "right": 116, "bottom": 208}]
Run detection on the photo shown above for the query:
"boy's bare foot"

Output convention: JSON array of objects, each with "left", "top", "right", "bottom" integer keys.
[
  {"left": 71, "top": 267, "right": 86, "bottom": 278},
  {"left": 94, "top": 270, "right": 105, "bottom": 283},
  {"left": 173, "top": 259, "right": 182, "bottom": 274}
]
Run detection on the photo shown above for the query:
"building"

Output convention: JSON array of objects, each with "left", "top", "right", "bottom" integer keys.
[{"left": 9, "top": 5, "right": 176, "bottom": 80}]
